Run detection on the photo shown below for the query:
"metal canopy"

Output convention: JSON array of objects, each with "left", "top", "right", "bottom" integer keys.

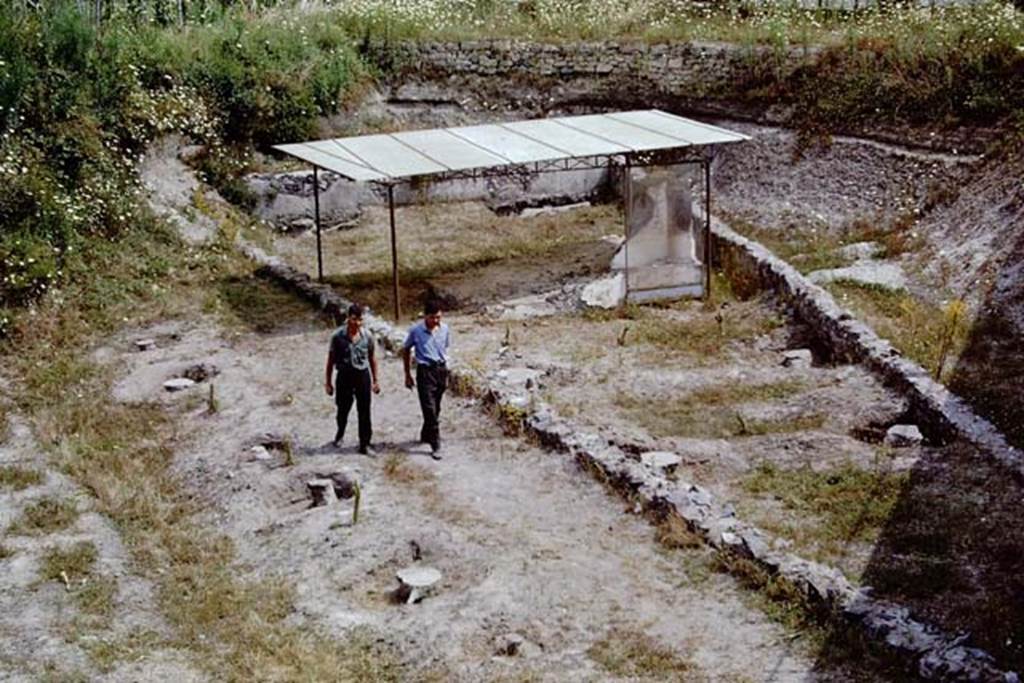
[
  {"left": 274, "top": 109, "right": 748, "bottom": 183},
  {"left": 276, "top": 110, "right": 750, "bottom": 322}
]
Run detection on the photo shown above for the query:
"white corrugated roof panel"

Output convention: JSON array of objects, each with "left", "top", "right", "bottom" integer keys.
[
  {"left": 557, "top": 113, "right": 694, "bottom": 151},
  {"left": 273, "top": 143, "right": 388, "bottom": 182},
  {"left": 505, "top": 118, "right": 630, "bottom": 158},
  {"left": 391, "top": 128, "right": 508, "bottom": 171},
  {"left": 274, "top": 110, "right": 747, "bottom": 182},
  {"left": 611, "top": 110, "right": 749, "bottom": 146},
  {"left": 448, "top": 124, "right": 565, "bottom": 164}
]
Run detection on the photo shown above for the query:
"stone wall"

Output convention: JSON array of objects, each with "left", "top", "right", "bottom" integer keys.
[
  {"left": 709, "top": 215, "right": 1023, "bottom": 480},
  {"left": 389, "top": 39, "right": 814, "bottom": 117}
]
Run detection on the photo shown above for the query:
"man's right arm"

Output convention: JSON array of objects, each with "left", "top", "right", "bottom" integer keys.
[
  {"left": 325, "top": 347, "right": 335, "bottom": 396},
  {"left": 402, "top": 347, "right": 415, "bottom": 389},
  {"left": 402, "top": 329, "right": 415, "bottom": 389}
]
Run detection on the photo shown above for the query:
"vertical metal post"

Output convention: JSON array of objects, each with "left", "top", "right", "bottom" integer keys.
[
  {"left": 623, "top": 156, "right": 632, "bottom": 301},
  {"left": 388, "top": 184, "right": 401, "bottom": 321},
  {"left": 703, "top": 159, "right": 713, "bottom": 302},
  {"left": 313, "top": 166, "right": 323, "bottom": 283}
]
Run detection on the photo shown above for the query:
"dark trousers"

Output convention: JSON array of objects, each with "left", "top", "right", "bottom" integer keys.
[
  {"left": 416, "top": 364, "right": 447, "bottom": 448},
  {"left": 336, "top": 367, "right": 372, "bottom": 448}
]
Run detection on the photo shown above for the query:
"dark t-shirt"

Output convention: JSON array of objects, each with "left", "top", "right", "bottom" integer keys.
[{"left": 330, "top": 327, "right": 375, "bottom": 372}]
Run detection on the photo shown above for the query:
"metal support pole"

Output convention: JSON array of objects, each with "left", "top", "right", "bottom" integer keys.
[
  {"left": 388, "top": 184, "right": 401, "bottom": 322},
  {"left": 703, "top": 159, "right": 712, "bottom": 303},
  {"left": 623, "top": 156, "right": 632, "bottom": 302},
  {"left": 313, "top": 166, "right": 323, "bottom": 283}
]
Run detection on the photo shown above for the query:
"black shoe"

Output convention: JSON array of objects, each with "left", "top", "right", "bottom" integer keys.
[
  {"left": 430, "top": 443, "right": 442, "bottom": 461},
  {"left": 358, "top": 444, "right": 377, "bottom": 457}
]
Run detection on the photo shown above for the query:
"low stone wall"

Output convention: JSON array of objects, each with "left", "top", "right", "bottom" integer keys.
[
  {"left": 246, "top": 166, "right": 611, "bottom": 231},
  {"left": 394, "top": 39, "right": 811, "bottom": 110},
  {"left": 708, "top": 217, "right": 1023, "bottom": 480}
]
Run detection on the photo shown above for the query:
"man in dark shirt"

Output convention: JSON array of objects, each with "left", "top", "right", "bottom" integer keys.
[
  {"left": 402, "top": 300, "right": 451, "bottom": 460},
  {"left": 325, "top": 303, "right": 380, "bottom": 455}
]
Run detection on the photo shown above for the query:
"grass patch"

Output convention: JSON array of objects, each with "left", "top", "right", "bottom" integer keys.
[
  {"left": 0, "top": 465, "right": 44, "bottom": 491},
  {"left": 588, "top": 628, "right": 702, "bottom": 682},
  {"left": 655, "top": 516, "right": 704, "bottom": 550},
  {"left": 714, "top": 553, "right": 823, "bottom": 635},
  {"left": 81, "top": 630, "right": 163, "bottom": 674},
  {"left": 40, "top": 541, "right": 97, "bottom": 583},
  {"left": 213, "top": 275, "right": 324, "bottom": 334},
  {"left": 742, "top": 460, "right": 908, "bottom": 551},
  {"left": 10, "top": 496, "right": 78, "bottom": 535},
  {"left": 617, "top": 380, "right": 821, "bottom": 439},
  {"left": 584, "top": 295, "right": 783, "bottom": 363},
  {"left": 726, "top": 212, "right": 923, "bottom": 276},
  {"left": 381, "top": 451, "right": 427, "bottom": 484},
  {"left": 825, "top": 280, "right": 970, "bottom": 381},
  {"left": 294, "top": 202, "right": 616, "bottom": 318},
  {"left": 74, "top": 575, "right": 119, "bottom": 618}
]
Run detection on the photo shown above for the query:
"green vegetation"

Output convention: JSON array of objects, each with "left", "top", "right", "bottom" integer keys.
[
  {"left": 617, "top": 380, "right": 823, "bottom": 439},
  {"left": 0, "top": 465, "right": 44, "bottom": 491},
  {"left": 741, "top": 459, "right": 908, "bottom": 562},
  {"left": 588, "top": 628, "right": 702, "bottom": 682},
  {"left": 826, "top": 280, "right": 970, "bottom": 381},
  {"left": 215, "top": 275, "right": 323, "bottom": 333},
  {"left": 584, "top": 294, "right": 784, "bottom": 363},
  {"left": 725, "top": 212, "right": 923, "bottom": 276},
  {"left": 0, "top": 3, "right": 368, "bottom": 335},
  {"left": 40, "top": 541, "right": 98, "bottom": 583},
  {"left": 10, "top": 496, "right": 79, "bottom": 535}
]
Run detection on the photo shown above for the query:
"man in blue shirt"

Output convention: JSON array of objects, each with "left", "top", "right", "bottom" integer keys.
[
  {"left": 402, "top": 300, "right": 451, "bottom": 460},
  {"left": 325, "top": 303, "right": 380, "bottom": 455}
]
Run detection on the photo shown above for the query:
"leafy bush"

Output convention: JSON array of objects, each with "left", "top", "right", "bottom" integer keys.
[{"left": 0, "top": 3, "right": 368, "bottom": 328}]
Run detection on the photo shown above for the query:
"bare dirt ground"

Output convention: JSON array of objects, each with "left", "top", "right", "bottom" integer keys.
[
  {"left": 97, "top": 309, "right": 855, "bottom": 682},
  {"left": 266, "top": 181, "right": 1024, "bottom": 674},
  {"left": 0, "top": 404, "right": 204, "bottom": 682}
]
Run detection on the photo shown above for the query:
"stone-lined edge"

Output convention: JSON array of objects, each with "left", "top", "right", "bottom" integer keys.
[
  {"left": 241, "top": 238, "right": 1018, "bottom": 682},
  {"left": 708, "top": 216, "right": 1022, "bottom": 481}
]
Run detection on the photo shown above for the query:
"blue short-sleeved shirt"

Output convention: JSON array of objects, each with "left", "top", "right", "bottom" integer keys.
[{"left": 403, "top": 321, "right": 450, "bottom": 365}]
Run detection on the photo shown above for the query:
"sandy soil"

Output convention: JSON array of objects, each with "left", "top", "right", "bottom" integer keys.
[{"left": 98, "top": 312, "right": 859, "bottom": 682}]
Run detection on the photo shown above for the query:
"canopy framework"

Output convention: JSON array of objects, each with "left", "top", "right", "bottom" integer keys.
[{"left": 273, "top": 110, "right": 749, "bottom": 320}]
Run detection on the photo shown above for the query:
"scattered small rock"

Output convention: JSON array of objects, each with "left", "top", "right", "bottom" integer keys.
[
  {"left": 640, "top": 451, "right": 682, "bottom": 472},
  {"left": 182, "top": 363, "right": 219, "bottom": 383},
  {"left": 494, "top": 632, "right": 526, "bottom": 657},
  {"left": 314, "top": 471, "right": 355, "bottom": 499},
  {"left": 835, "top": 241, "right": 883, "bottom": 261},
  {"left": 581, "top": 274, "right": 625, "bottom": 309},
  {"left": 135, "top": 338, "right": 156, "bottom": 351},
  {"left": 519, "top": 201, "right": 590, "bottom": 218},
  {"left": 885, "top": 424, "right": 924, "bottom": 448},
  {"left": 163, "top": 378, "right": 196, "bottom": 392},
  {"left": 782, "top": 349, "right": 813, "bottom": 368},
  {"left": 250, "top": 445, "right": 272, "bottom": 461},
  {"left": 307, "top": 479, "right": 338, "bottom": 507},
  {"left": 808, "top": 262, "right": 908, "bottom": 291},
  {"left": 395, "top": 566, "right": 442, "bottom": 605}
]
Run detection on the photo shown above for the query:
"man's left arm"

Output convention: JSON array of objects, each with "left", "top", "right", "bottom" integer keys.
[{"left": 369, "top": 335, "right": 381, "bottom": 394}]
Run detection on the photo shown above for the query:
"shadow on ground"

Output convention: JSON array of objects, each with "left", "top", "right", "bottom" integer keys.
[
  {"left": 325, "top": 239, "right": 616, "bottom": 321},
  {"left": 947, "top": 222, "right": 1024, "bottom": 451},
  {"left": 216, "top": 275, "right": 333, "bottom": 334}
]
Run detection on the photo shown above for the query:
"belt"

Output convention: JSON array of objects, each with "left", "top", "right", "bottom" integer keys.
[{"left": 418, "top": 360, "right": 446, "bottom": 368}]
